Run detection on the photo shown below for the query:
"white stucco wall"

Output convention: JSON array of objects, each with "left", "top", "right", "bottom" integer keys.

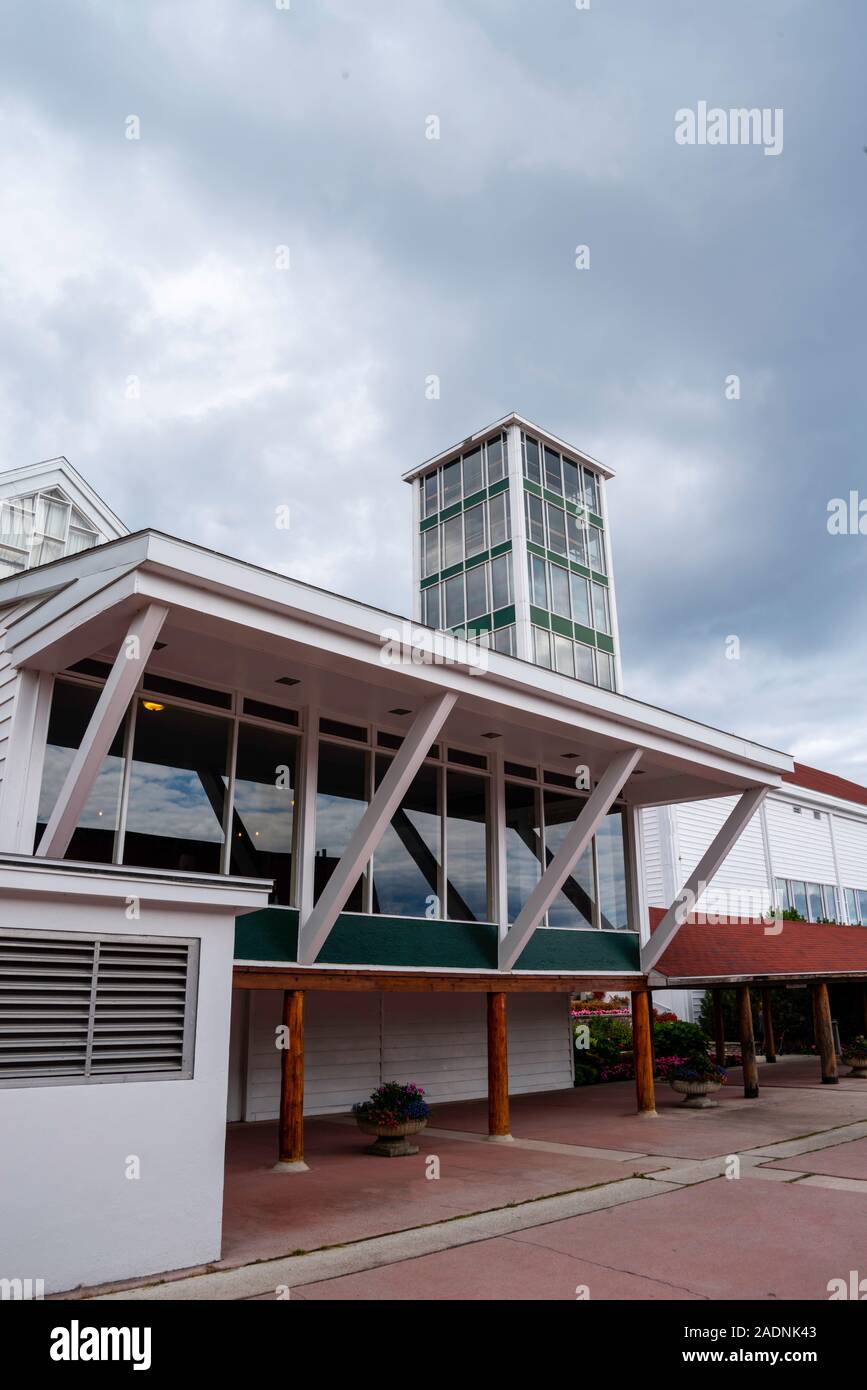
[{"left": 0, "top": 862, "right": 268, "bottom": 1295}]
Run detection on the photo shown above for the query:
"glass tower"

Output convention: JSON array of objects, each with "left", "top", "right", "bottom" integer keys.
[{"left": 405, "top": 413, "right": 621, "bottom": 691}]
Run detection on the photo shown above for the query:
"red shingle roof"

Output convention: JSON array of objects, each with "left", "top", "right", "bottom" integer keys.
[
  {"left": 651, "top": 907, "right": 867, "bottom": 984},
  {"left": 785, "top": 761, "right": 867, "bottom": 810}
]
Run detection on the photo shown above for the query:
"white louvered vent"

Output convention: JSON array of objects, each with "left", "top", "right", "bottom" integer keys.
[{"left": 0, "top": 929, "right": 198, "bottom": 1086}]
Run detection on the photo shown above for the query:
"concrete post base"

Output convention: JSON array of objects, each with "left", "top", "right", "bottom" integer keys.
[
  {"left": 487, "top": 1133, "right": 515, "bottom": 1144},
  {"left": 272, "top": 1160, "right": 310, "bottom": 1173}
]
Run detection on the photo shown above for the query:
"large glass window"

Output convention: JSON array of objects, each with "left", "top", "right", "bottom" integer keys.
[
  {"left": 806, "top": 882, "right": 824, "bottom": 922},
  {"left": 424, "top": 584, "right": 441, "bottom": 628},
  {"left": 596, "top": 650, "right": 615, "bottom": 690},
  {"left": 597, "top": 810, "right": 628, "bottom": 929},
  {"left": 445, "top": 770, "right": 490, "bottom": 921},
  {"left": 588, "top": 525, "right": 606, "bottom": 573},
  {"left": 549, "top": 563, "right": 571, "bottom": 618},
  {"left": 491, "top": 553, "right": 511, "bottom": 610},
  {"left": 553, "top": 634, "right": 574, "bottom": 677},
  {"left": 566, "top": 512, "right": 586, "bottom": 566},
  {"left": 859, "top": 889, "right": 867, "bottom": 923},
  {"left": 505, "top": 780, "right": 542, "bottom": 921},
  {"left": 462, "top": 448, "right": 484, "bottom": 497},
  {"left": 314, "top": 739, "right": 368, "bottom": 911},
  {"left": 464, "top": 503, "right": 486, "bottom": 558},
  {"left": 441, "top": 459, "right": 461, "bottom": 508},
  {"left": 35, "top": 679, "right": 126, "bottom": 863},
  {"left": 372, "top": 757, "right": 441, "bottom": 917},
  {"left": 230, "top": 722, "right": 298, "bottom": 903},
  {"left": 546, "top": 503, "right": 567, "bottom": 556},
  {"left": 423, "top": 472, "right": 439, "bottom": 518},
  {"left": 465, "top": 563, "right": 488, "bottom": 621},
  {"left": 489, "top": 492, "right": 509, "bottom": 548},
  {"left": 534, "top": 627, "right": 552, "bottom": 668},
  {"left": 492, "top": 625, "right": 516, "bottom": 655},
  {"left": 544, "top": 447, "right": 563, "bottom": 494},
  {"left": 570, "top": 573, "right": 591, "bottom": 627},
  {"left": 575, "top": 643, "right": 595, "bottom": 683},
  {"left": 529, "top": 553, "right": 548, "bottom": 608},
  {"left": 444, "top": 573, "right": 465, "bottom": 627},
  {"left": 523, "top": 434, "right": 541, "bottom": 485},
  {"left": 562, "top": 458, "right": 580, "bottom": 504},
  {"left": 423, "top": 525, "right": 439, "bottom": 577},
  {"left": 544, "top": 790, "right": 595, "bottom": 929},
  {"left": 487, "top": 434, "right": 506, "bottom": 483},
  {"left": 592, "top": 582, "right": 611, "bottom": 634},
  {"left": 123, "top": 701, "right": 230, "bottom": 873},
  {"left": 442, "top": 514, "right": 463, "bottom": 569},
  {"left": 583, "top": 468, "right": 599, "bottom": 512},
  {"left": 525, "top": 492, "right": 544, "bottom": 548}
]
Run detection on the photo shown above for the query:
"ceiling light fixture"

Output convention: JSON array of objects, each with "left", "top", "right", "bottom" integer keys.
[
  {"left": 388, "top": 708, "right": 412, "bottom": 716},
  {"left": 481, "top": 732, "right": 501, "bottom": 739},
  {"left": 275, "top": 676, "right": 300, "bottom": 686},
  {"left": 141, "top": 701, "right": 164, "bottom": 712}
]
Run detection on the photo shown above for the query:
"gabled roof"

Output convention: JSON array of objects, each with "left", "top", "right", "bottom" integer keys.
[
  {"left": 0, "top": 457, "right": 127, "bottom": 540},
  {"left": 401, "top": 412, "right": 615, "bottom": 483}
]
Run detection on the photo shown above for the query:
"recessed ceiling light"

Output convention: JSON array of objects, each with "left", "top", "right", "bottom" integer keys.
[
  {"left": 153, "top": 642, "right": 167, "bottom": 651},
  {"left": 481, "top": 732, "right": 501, "bottom": 739},
  {"left": 275, "top": 676, "right": 300, "bottom": 686},
  {"left": 141, "top": 701, "right": 164, "bottom": 712},
  {"left": 561, "top": 753, "right": 582, "bottom": 759},
  {"left": 388, "top": 708, "right": 412, "bottom": 716}
]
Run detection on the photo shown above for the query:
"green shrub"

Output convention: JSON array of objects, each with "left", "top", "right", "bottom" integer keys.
[{"left": 652, "top": 1020, "right": 708, "bottom": 1059}]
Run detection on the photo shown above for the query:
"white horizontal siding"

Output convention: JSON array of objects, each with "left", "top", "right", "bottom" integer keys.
[
  {"left": 830, "top": 813, "right": 867, "bottom": 891},
  {"left": 765, "top": 796, "right": 837, "bottom": 884},
  {"left": 673, "top": 797, "right": 771, "bottom": 914},
  {"left": 234, "top": 989, "right": 573, "bottom": 1119},
  {"left": 640, "top": 807, "right": 667, "bottom": 907}
]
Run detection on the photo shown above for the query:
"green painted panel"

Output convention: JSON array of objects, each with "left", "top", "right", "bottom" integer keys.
[
  {"left": 489, "top": 540, "right": 512, "bottom": 559},
  {"left": 516, "top": 930, "right": 640, "bottom": 973},
  {"left": 523, "top": 479, "right": 543, "bottom": 499},
  {"left": 441, "top": 561, "right": 463, "bottom": 581},
  {"left": 440, "top": 502, "right": 463, "bottom": 522},
  {"left": 235, "top": 907, "right": 300, "bottom": 961},
  {"left": 527, "top": 541, "right": 547, "bottom": 559},
  {"left": 463, "top": 489, "right": 487, "bottom": 510},
  {"left": 546, "top": 549, "right": 568, "bottom": 566},
  {"left": 570, "top": 561, "right": 591, "bottom": 579},
  {"left": 596, "top": 633, "right": 615, "bottom": 654},
  {"left": 551, "top": 614, "right": 573, "bottom": 638},
  {"left": 488, "top": 478, "right": 510, "bottom": 498},
  {"left": 320, "top": 916, "right": 498, "bottom": 969},
  {"left": 564, "top": 498, "right": 579, "bottom": 517},
  {"left": 465, "top": 550, "right": 489, "bottom": 571},
  {"left": 543, "top": 488, "right": 565, "bottom": 508},
  {"left": 493, "top": 604, "right": 516, "bottom": 628},
  {"left": 420, "top": 515, "right": 438, "bottom": 533},
  {"left": 420, "top": 573, "right": 439, "bottom": 589},
  {"left": 530, "top": 606, "right": 550, "bottom": 628},
  {"left": 589, "top": 512, "right": 604, "bottom": 529},
  {"left": 466, "top": 614, "right": 492, "bottom": 635},
  {"left": 573, "top": 622, "right": 595, "bottom": 645},
  {"left": 591, "top": 571, "right": 608, "bottom": 586}
]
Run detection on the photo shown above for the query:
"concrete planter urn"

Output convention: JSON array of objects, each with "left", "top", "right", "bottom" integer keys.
[
  {"left": 355, "top": 1116, "right": 428, "bottom": 1157},
  {"left": 670, "top": 1078, "right": 723, "bottom": 1109},
  {"left": 842, "top": 1054, "right": 867, "bottom": 1078},
  {"left": 352, "top": 1082, "right": 430, "bottom": 1157},
  {"left": 841, "top": 1037, "right": 867, "bottom": 1077}
]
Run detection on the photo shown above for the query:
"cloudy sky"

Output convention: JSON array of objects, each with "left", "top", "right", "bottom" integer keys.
[{"left": 1, "top": 1, "right": 865, "bottom": 777}]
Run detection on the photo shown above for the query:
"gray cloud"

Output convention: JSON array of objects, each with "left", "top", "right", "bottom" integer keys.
[{"left": 1, "top": 0, "right": 865, "bottom": 775}]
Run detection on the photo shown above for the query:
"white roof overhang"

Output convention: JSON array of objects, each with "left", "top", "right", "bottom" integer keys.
[{"left": 0, "top": 531, "right": 793, "bottom": 806}]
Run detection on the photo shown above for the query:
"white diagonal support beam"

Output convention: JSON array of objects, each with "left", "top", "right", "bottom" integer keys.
[
  {"left": 641, "top": 785, "right": 769, "bottom": 973},
  {"left": 298, "top": 691, "right": 458, "bottom": 965},
  {"left": 499, "top": 746, "right": 643, "bottom": 972},
  {"left": 36, "top": 604, "right": 169, "bottom": 860}
]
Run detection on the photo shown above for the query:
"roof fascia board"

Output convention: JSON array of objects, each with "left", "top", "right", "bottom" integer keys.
[
  {"left": 772, "top": 782, "right": 867, "bottom": 822},
  {"left": 401, "top": 412, "right": 615, "bottom": 483},
  {"left": 7, "top": 567, "right": 141, "bottom": 666},
  {"left": 130, "top": 567, "right": 788, "bottom": 787},
  {"left": 0, "top": 531, "right": 150, "bottom": 608}
]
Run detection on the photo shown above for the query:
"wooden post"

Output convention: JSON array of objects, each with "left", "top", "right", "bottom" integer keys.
[
  {"left": 632, "top": 989, "right": 657, "bottom": 1117},
  {"left": 812, "top": 982, "right": 838, "bottom": 1085},
  {"left": 486, "top": 992, "right": 513, "bottom": 1142},
  {"left": 275, "top": 990, "right": 308, "bottom": 1170},
  {"left": 737, "top": 985, "right": 759, "bottom": 1098},
  {"left": 713, "top": 989, "right": 726, "bottom": 1067},
  {"left": 761, "top": 988, "right": 776, "bottom": 1063}
]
